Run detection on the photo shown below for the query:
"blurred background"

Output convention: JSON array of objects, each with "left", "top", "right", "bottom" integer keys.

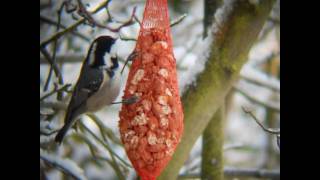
[{"left": 40, "top": 0, "right": 280, "bottom": 179}]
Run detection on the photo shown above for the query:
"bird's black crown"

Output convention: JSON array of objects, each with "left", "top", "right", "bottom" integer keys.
[{"left": 87, "top": 36, "right": 117, "bottom": 67}]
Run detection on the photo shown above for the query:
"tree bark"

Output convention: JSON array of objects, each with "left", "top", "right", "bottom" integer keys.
[
  {"left": 158, "top": 0, "right": 275, "bottom": 179},
  {"left": 201, "top": 106, "right": 225, "bottom": 180}
]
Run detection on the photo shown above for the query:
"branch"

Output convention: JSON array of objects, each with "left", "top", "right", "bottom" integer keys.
[
  {"left": 40, "top": 0, "right": 110, "bottom": 48},
  {"left": 178, "top": 167, "right": 280, "bottom": 179},
  {"left": 242, "top": 106, "right": 280, "bottom": 134},
  {"left": 40, "top": 101, "right": 68, "bottom": 110},
  {"left": 40, "top": 83, "right": 72, "bottom": 101},
  {"left": 40, "top": 149, "right": 87, "bottom": 180},
  {"left": 40, "top": 15, "right": 90, "bottom": 42},
  {"left": 40, "top": 54, "right": 127, "bottom": 64},
  {"left": 234, "top": 84, "right": 280, "bottom": 112},
  {"left": 224, "top": 167, "right": 280, "bottom": 179},
  {"left": 76, "top": 0, "right": 137, "bottom": 32},
  {"left": 43, "top": 5, "right": 64, "bottom": 94},
  {"left": 240, "top": 69, "right": 280, "bottom": 92},
  {"left": 72, "top": 133, "right": 126, "bottom": 180},
  {"left": 40, "top": 47, "right": 64, "bottom": 87},
  {"left": 86, "top": 113, "right": 122, "bottom": 146},
  {"left": 242, "top": 106, "right": 280, "bottom": 149},
  {"left": 79, "top": 121, "right": 132, "bottom": 168},
  {"left": 201, "top": 106, "right": 225, "bottom": 179},
  {"left": 158, "top": 0, "right": 276, "bottom": 179},
  {"left": 170, "top": 14, "right": 187, "bottom": 27}
]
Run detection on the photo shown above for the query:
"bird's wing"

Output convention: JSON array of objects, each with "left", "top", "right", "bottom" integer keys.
[{"left": 64, "top": 67, "right": 103, "bottom": 123}]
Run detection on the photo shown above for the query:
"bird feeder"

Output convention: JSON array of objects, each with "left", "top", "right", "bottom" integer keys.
[{"left": 119, "top": 0, "right": 184, "bottom": 179}]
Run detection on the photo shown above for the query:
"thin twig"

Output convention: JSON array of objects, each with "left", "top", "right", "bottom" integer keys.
[
  {"left": 178, "top": 167, "right": 279, "bottom": 179},
  {"left": 234, "top": 84, "right": 280, "bottom": 112},
  {"left": 40, "top": 83, "right": 72, "bottom": 101},
  {"left": 43, "top": 4, "right": 64, "bottom": 92},
  {"left": 40, "top": 149, "right": 87, "bottom": 180},
  {"left": 170, "top": 14, "right": 187, "bottom": 27},
  {"left": 133, "top": 14, "right": 141, "bottom": 26},
  {"left": 79, "top": 121, "right": 132, "bottom": 168},
  {"left": 119, "top": 34, "right": 137, "bottom": 41},
  {"left": 224, "top": 167, "right": 280, "bottom": 179},
  {"left": 86, "top": 113, "right": 122, "bottom": 146},
  {"left": 40, "top": 15, "right": 90, "bottom": 42},
  {"left": 77, "top": 0, "right": 137, "bottom": 32},
  {"left": 242, "top": 106, "right": 280, "bottom": 134},
  {"left": 40, "top": 54, "right": 128, "bottom": 64},
  {"left": 40, "top": 0, "right": 110, "bottom": 48},
  {"left": 73, "top": 133, "right": 99, "bottom": 157},
  {"left": 94, "top": 156, "right": 129, "bottom": 179},
  {"left": 240, "top": 73, "right": 280, "bottom": 92},
  {"left": 40, "top": 47, "right": 64, "bottom": 87},
  {"left": 40, "top": 101, "right": 68, "bottom": 110},
  {"left": 40, "top": 129, "right": 60, "bottom": 136}
]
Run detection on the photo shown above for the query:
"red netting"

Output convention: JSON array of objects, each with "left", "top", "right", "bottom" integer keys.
[
  {"left": 119, "top": 1, "right": 184, "bottom": 180},
  {"left": 137, "top": 0, "right": 173, "bottom": 52}
]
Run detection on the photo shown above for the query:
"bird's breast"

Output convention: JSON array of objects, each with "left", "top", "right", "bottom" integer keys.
[{"left": 86, "top": 71, "right": 121, "bottom": 112}]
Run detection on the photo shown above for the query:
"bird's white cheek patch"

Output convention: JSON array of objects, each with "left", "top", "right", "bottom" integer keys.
[
  {"left": 103, "top": 54, "right": 112, "bottom": 68},
  {"left": 110, "top": 41, "right": 118, "bottom": 58},
  {"left": 89, "top": 43, "right": 98, "bottom": 66}
]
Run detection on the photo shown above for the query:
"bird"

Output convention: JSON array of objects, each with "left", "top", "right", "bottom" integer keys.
[{"left": 55, "top": 36, "right": 122, "bottom": 144}]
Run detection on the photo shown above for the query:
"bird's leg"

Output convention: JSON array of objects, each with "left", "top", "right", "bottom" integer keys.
[
  {"left": 120, "top": 51, "right": 139, "bottom": 74},
  {"left": 111, "top": 95, "right": 139, "bottom": 105}
]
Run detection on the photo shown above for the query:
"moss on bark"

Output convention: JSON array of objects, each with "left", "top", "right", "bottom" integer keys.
[
  {"left": 158, "top": 1, "right": 275, "bottom": 179},
  {"left": 201, "top": 106, "right": 225, "bottom": 180}
]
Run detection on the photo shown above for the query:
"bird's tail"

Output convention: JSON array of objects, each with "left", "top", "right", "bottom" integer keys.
[
  {"left": 55, "top": 122, "right": 72, "bottom": 144},
  {"left": 55, "top": 108, "right": 78, "bottom": 144}
]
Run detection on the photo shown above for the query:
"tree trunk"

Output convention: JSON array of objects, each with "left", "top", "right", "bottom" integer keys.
[
  {"left": 158, "top": 0, "right": 276, "bottom": 179},
  {"left": 201, "top": 105, "right": 225, "bottom": 180}
]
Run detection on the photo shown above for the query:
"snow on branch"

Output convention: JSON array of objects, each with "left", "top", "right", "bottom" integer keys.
[{"left": 40, "top": 149, "right": 87, "bottom": 180}]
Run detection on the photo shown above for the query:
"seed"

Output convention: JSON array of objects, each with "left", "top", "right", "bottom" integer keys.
[
  {"left": 158, "top": 96, "right": 168, "bottom": 105},
  {"left": 146, "top": 164, "right": 155, "bottom": 171},
  {"left": 134, "top": 92, "right": 142, "bottom": 98},
  {"left": 156, "top": 137, "right": 165, "bottom": 144},
  {"left": 148, "top": 144, "right": 166, "bottom": 152},
  {"left": 142, "top": 99, "right": 152, "bottom": 111},
  {"left": 162, "top": 105, "right": 172, "bottom": 115},
  {"left": 136, "top": 160, "right": 145, "bottom": 168},
  {"left": 147, "top": 116, "right": 159, "bottom": 131},
  {"left": 128, "top": 85, "right": 137, "bottom": 94},
  {"left": 129, "top": 150, "right": 140, "bottom": 160},
  {"left": 147, "top": 132, "right": 157, "bottom": 145},
  {"left": 165, "top": 88, "right": 172, "bottom": 96},
  {"left": 141, "top": 150, "right": 153, "bottom": 163},
  {"left": 165, "top": 139, "right": 172, "bottom": 148},
  {"left": 154, "top": 152, "right": 165, "bottom": 160},
  {"left": 158, "top": 68, "right": 169, "bottom": 78},
  {"left": 142, "top": 52, "right": 155, "bottom": 64},
  {"left": 136, "top": 106, "right": 144, "bottom": 112},
  {"left": 160, "top": 117, "right": 169, "bottom": 129},
  {"left": 132, "top": 113, "right": 148, "bottom": 126},
  {"left": 134, "top": 125, "right": 148, "bottom": 137},
  {"left": 140, "top": 33, "right": 154, "bottom": 50},
  {"left": 131, "top": 69, "right": 144, "bottom": 85},
  {"left": 150, "top": 41, "right": 168, "bottom": 55},
  {"left": 124, "top": 130, "right": 135, "bottom": 142},
  {"left": 130, "top": 136, "right": 139, "bottom": 149},
  {"left": 166, "top": 148, "right": 174, "bottom": 156}
]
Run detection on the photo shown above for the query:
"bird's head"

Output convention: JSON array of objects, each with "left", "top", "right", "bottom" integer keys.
[{"left": 87, "top": 36, "right": 118, "bottom": 68}]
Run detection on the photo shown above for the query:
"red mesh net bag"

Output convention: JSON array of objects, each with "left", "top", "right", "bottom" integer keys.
[{"left": 118, "top": 0, "right": 184, "bottom": 179}]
